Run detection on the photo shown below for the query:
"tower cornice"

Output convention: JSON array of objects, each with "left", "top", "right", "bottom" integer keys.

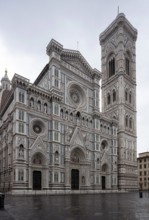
[{"left": 99, "top": 13, "right": 138, "bottom": 45}]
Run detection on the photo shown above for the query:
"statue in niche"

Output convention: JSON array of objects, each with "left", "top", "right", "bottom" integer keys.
[
  {"left": 54, "top": 151, "right": 59, "bottom": 163},
  {"left": 19, "top": 145, "right": 24, "bottom": 158},
  {"left": 44, "top": 103, "right": 47, "bottom": 113},
  {"left": 82, "top": 176, "right": 85, "bottom": 184}
]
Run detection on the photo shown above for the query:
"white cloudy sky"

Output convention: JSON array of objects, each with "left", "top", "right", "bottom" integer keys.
[{"left": 0, "top": 0, "right": 149, "bottom": 155}]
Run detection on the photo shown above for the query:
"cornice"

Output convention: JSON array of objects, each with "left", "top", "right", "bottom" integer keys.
[
  {"left": 46, "top": 39, "right": 63, "bottom": 55},
  {"left": 27, "top": 84, "right": 63, "bottom": 102},
  {"left": 46, "top": 39, "right": 101, "bottom": 78},
  {"left": 11, "top": 73, "right": 29, "bottom": 89},
  {"left": 99, "top": 13, "right": 138, "bottom": 45}
]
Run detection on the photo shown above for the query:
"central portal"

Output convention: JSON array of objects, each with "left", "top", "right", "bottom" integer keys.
[
  {"left": 102, "top": 176, "right": 106, "bottom": 190},
  {"left": 33, "top": 171, "right": 41, "bottom": 190},
  {"left": 71, "top": 169, "right": 79, "bottom": 190}
]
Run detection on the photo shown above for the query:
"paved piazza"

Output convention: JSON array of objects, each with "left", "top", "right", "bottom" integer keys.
[{"left": 0, "top": 192, "right": 149, "bottom": 220}]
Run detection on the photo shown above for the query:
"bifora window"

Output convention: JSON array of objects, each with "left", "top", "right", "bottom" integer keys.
[
  {"left": 54, "top": 68, "right": 59, "bottom": 78},
  {"left": 129, "top": 118, "right": 132, "bottom": 129},
  {"left": 125, "top": 51, "right": 131, "bottom": 76},
  {"left": 107, "top": 93, "right": 111, "bottom": 105},
  {"left": 108, "top": 56, "right": 115, "bottom": 78},
  {"left": 54, "top": 103, "right": 59, "bottom": 115},
  {"left": 19, "top": 110, "right": 24, "bottom": 121},
  {"left": 19, "top": 91, "right": 25, "bottom": 103},
  {"left": 129, "top": 92, "right": 132, "bottom": 104},
  {"left": 18, "top": 169, "right": 24, "bottom": 181},
  {"left": 19, "top": 122, "right": 24, "bottom": 133},
  {"left": 125, "top": 116, "right": 128, "bottom": 127},
  {"left": 54, "top": 132, "right": 59, "bottom": 141},
  {"left": 125, "top": 89, "right": 128, "bottom": 101},
  {"left": 125, "top": 58, "right": 130, "bottom": 75},
  {"left": 113, "top": 89, "right": 116, "bottom": 102}
]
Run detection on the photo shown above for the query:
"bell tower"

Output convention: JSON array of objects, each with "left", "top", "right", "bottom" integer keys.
[{"left": 99, "top": 13, "right": 138, "bottom": 190}]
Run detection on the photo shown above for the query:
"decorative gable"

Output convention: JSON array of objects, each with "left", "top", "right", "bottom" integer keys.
[
  {"left": 70, "top": 127, "right": 85, "bottom": 148},
  {"left": 63, "top": 58, "right": 89, "bottom": 74},
  {"left": 30, "top": 136, "right": 47, "bottom": 158}
]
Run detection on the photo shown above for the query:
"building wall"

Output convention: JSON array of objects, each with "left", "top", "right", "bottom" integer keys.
[
  {"left": 0, "top": 62, "right": 118, "bottom": 192},
  {"left": 0, "top": 13, "right": 138, "bottom": 192},
  {"left": 99, "top": 13, "right": 138, "bottom": 190},
  {"left": 137, "top": 152, "right": 149, "bottom": 190}
]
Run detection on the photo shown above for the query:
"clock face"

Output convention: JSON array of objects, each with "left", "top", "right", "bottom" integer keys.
[{"left": 33, "top": 124, "right": 42, "bottom": 134}]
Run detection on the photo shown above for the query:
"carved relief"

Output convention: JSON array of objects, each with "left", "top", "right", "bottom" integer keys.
[
  {"left": 30, "top": 136, "right": 47, "bottom": 159},
  {"left": 17, "top": 136, "right": 25, "bottom": 146},
  {"left": 18, "top": 145, "right": 24, "bottom": 159}
]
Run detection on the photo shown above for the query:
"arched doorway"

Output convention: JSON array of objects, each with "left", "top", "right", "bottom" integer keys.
[
  {"left": 70, "top": 148, "right": 85, "bottom": 190},
  {"left": 101, "top": 163, "right": 108, "bottom": 190},
  {"left": 32, "top": 153, "right": 44, "bottom": 190}
]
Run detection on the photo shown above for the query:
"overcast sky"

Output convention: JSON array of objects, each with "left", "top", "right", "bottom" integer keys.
[{"left": 0, "top": 0, "right": 149, "bottom": 155}]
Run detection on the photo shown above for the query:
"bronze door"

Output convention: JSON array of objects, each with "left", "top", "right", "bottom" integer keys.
[
  {"left": 71, "top": 169, "right": 79, "bottom": 190},
  {"left": 33, "top": 171, "right": 41, "bottom": 190},
  {"left": 102, "top": 176, "right": 106, "bottom": 190}
]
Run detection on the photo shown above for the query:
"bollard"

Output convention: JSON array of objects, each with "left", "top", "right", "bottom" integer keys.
[
  {"left": 0, "top": 193, "right": 5, "bottom": 209},
  {"left": 139, "top": 191, "right": 143, "bottom": 198}
]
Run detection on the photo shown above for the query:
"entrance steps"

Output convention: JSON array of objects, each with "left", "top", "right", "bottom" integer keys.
[{"left": 8, "top": 189, "right": 127, "bottom": 195}]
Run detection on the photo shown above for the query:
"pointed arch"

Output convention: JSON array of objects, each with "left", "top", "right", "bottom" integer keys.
[
  {"left": 107, "top": 53, "right": 115, "bottom": 78},
  {"left": 60, "top": 108, "right": 63, "bottom": 118},
  {"left": 129, "top": 117, "right": 133, "bottom": 129},
  {"left": 112, "top": 89, "right": 116, "bottom": 102},
  {"left": 54, "top": 151, "right": 59, "bottom": 164},
  {"left": 125, "top": 50, "right": 132, "bottom": 76},
  {"left": 70, "top": 147, "right": 85, "bottom": 163},
  {"left": 102, "top": 163, "right": 108, "bottom": 172},
  {"left": 107, "top": 93, "right": 111, "bottom": 105},
  {"left": 65, "top": 111, "right": 68, "bottom": 120},
  {"left": 37, "top": 100, "right": 41, "bottom": 111},
  {"left": 129, "top": 91, "right": 132, "bottom": 104},
  {"left": 70, "top": 112, "right": 73, "bottom": 121},
  {"left": 44, "top": 103, "right": 48, "bottom": 113},
  {"left": 125, "top": 89, "right": 128, "bottom": 101},
  {"left": 32, "top": 152, "right": 46, "bottom": 165},
  {"left": 30, "top": 97, "right": 34, "bottom": 108},
  {"left": 125, "top": 115, "right": 128, "bottom": 127}
]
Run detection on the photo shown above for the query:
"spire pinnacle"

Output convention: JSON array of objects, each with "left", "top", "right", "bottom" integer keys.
[
  {"left": 5, "top": 68, "right": 8, "bottom": 77},
  {"left": 117, "top": 6, "right": 119, "bottom": 15}
]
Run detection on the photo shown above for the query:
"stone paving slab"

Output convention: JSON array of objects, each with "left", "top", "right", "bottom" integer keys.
[{"left": 0, "top": 192, "right": 149, "bottom": 220}]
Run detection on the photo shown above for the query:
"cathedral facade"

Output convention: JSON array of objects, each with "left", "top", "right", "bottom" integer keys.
[{"left": 0, "top": 13, "right": 138, "bottom": 193}]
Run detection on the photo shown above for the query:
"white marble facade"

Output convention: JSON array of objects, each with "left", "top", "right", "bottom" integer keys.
[{"left": 0, "top": 13, "right": 138, "bottom": 193}]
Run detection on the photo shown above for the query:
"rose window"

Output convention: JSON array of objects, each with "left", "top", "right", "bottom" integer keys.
[
  {"left": 33, "top": 125, "right": 42, "bottom": 134},
  {"left": 68, "top": 83, "right": 86, "bottom": 107},
  {"left": 32, "top": 119, "right": 45, "bottom": 135},
  {"left": 70, "top": 90, "right": 80, "bottom": 104}
]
